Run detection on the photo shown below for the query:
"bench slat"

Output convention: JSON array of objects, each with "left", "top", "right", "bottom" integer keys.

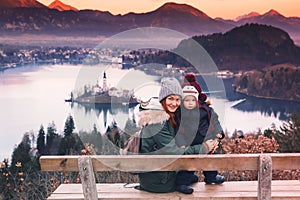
[
  {"left": 271, "top": 153, "right": 300, "bottom": 170},
  {"left": 40, "top": 154, "right": 300, "bottom": 172},
  {"left": 47, "top": 181, "right": 300, "bottom": 200}
]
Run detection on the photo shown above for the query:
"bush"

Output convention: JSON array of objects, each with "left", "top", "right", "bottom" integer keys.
[{"left": 198, "top": 134, "right": 300, "bottom": 182}]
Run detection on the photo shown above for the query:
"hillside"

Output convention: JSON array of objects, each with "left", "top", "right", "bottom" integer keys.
[
  {"left": 234, "top": 63, "right": 300, "bottom": 102},
  {"left": 179, "top": 24, "right": 300, "bottom": 71},
  {"left": 135, "top": 24, "right": 300, "bottom": 71}
]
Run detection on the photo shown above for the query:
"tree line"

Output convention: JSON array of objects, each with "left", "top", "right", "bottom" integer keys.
[{"left": 1, "top": 112, "right": 300, "bottom": 199}]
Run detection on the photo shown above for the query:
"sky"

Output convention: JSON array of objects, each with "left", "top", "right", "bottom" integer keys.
[{"left": 37, "top": 0, "right": 300, "bottom": 20}]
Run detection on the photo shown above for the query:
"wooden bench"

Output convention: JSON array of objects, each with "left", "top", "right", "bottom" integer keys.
[{"left": 40, "top": 153, "right": 300, "bottom": 200}]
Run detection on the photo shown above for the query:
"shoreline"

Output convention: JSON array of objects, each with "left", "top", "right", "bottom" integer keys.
[{"left": 235, "top": 89, "right": 300, "bottom": 103}]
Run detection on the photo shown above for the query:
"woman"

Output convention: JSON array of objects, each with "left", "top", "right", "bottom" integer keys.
[{"left": 137, "top": 77, "right": 218, "bottom": 193}]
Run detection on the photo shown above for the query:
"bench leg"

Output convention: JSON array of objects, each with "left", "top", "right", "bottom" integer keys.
[
  {"left": 258, "top": 154, "right": 272, "bottom": 200},
  {"left": 78, "top": 156, "right": 98, "bottom": 200}
]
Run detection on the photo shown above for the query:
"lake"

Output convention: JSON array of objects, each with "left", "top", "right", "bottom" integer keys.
[{"left": 1, "top": 64, "right": 299, "bottom": 159}]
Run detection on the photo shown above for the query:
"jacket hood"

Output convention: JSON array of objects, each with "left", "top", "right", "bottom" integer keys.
[{"left": 138, "top": 109, "right": 170, "bottom": 127}]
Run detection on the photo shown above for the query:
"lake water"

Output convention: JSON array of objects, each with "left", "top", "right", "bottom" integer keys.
[{"left": 1, "top": 64, "right": 300, "bottom": 159}]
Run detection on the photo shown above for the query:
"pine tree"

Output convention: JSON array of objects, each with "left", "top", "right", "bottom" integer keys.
[
  {"left": 10, "top": 134, "right": 32, "bottom": 172},
  {"left": 58, "top": 115, "right": 83, "bottom": 155},
  {"left": 274, "top": 112, "right": 300, "bottom": 153},
  {"left": 64, "top": 114, "right": 75, "bottom": 137},
  {"left": 37, "top": 125, "right": 45, "bottom": 155},
  {"left": 45, "top": 122, "right": 58, "bottom": 155},
  {"left": 91, "top": 124, "right": 102, "bottom": 154}
]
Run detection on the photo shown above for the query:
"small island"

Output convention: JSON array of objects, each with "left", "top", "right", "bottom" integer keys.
[{"left": 69, "top": 71, "right": 139, "bottom": 105}]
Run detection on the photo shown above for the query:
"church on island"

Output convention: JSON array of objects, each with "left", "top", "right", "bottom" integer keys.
[{"left": 75, "top": 72, "right": 138, "bottom": 104}]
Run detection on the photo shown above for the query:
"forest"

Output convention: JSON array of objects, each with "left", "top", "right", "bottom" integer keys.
[{"left": 234, "top": 63, "right": 300, "bottom": 102}]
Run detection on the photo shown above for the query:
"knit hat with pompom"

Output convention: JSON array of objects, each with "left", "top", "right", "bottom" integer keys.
[
  {"left": 182, "top": 85, "right": 199, "bottom": 101},
  {"left": 182, "top": 73, "right": 207, "bottom": 102}
]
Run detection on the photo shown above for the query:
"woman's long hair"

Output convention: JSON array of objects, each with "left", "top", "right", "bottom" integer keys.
[{"left": 160, "top": 99, "right": 177, "bottom": 126}]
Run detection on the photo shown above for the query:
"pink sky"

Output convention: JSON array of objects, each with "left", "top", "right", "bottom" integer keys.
[{"left": 38, "top": 0, "right": 300, "bottom": 19}]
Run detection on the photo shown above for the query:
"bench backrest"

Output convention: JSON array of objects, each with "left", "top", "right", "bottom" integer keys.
[{"left": 40, "top": 153, "right": 300, "bottom": 172}]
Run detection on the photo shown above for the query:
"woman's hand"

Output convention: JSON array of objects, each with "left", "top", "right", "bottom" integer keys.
[{"left": 203, "top": 139, "right": 219, "bottom": 154}]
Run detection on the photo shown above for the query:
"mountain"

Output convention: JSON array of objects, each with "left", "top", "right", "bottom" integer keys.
[
  {"left": 235, "top": 12, "right": 260, "bottom": 21},
  {"left": 0, "top": 7, "right": 117, "bottom": 36},
  {"left": 0, "top": 2, "right": 234, "bottom": 37},
  {"left": 0, "top": 0, "right": 46, "bottom": 8},
  {"left": 48, "top": 0, "right": 78, "bottom": 11},
  {"left": 235, "top": 9, "right": 300, "bottom": 40},
  {"left": 175, "top": 24, "right": 300, "bottom": 71},
  {"left": 0, "top": 2, "right": 299, "bottom": 46},
  {"left": 237, "top": 9, "right": 288, "bottom": 25},
  {"left": 122, "top": 3, "right": 234, "bottom": 35}
]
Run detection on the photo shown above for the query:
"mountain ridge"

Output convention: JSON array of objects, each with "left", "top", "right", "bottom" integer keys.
[
  {"left": 0, "top": 2, "right": 234, "bottom": 37},
  {"left": 48, "top": 0, "right": 78, "bottom": 11},
  {"left": 0, "top": 1, "right": 299, "bottom": 44},
  {"left": 0, "top": 0, "right": 46, "bottom": 8},
  {"left": 121, "top": 2, "right": 232, "bottom": 36}
]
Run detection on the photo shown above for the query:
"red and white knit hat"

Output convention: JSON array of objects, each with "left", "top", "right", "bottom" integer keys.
[{"left": 182, "top": 85, "right": 199, "bottom": 101}]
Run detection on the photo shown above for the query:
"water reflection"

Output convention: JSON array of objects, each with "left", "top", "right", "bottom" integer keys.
[
  {"left": 220, "top": 78, "right": 300, "bottom": 121},
  {"left": 72, "top": 101, "right": 139, "bottom": 135},
  {"left": 232, "top": 96, "right": 300, "bottom": 121}
]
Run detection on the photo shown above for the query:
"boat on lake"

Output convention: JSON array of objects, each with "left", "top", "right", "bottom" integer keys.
[{"left": 65, "top": 92, "right": 74, "bottom": 102}]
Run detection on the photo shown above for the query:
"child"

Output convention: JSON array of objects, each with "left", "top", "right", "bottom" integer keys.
[
  {"left": 182, "top": 73, "right": 225, "bottom": 184},
  {"left": 175, "top": 85, "right": 224, "bottom": 194}
]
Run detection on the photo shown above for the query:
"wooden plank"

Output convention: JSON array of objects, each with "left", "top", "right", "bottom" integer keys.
[
  {"left": 270, "top": 153, "right": 300, "bottom": 170},
  {"left": 40, "top": 154, "right": 262, "bottom": 172},
  {"left": 40, "top": 155, "right": 80, "bottom": 171},
  {"left": 47, "top": 181, "right": 300, "bottom": 200},
  {"left": 78, "top": 157, "right": 98, "bottom": 200},
  {"left": 40, "top": 154, "right": 300, "bottom": 172},
  {"left": 92, "top": 154, "right": 260, "bottom": 172}
]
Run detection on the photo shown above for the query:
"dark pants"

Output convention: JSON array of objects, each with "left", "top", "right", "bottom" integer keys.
[
  {"left": 176, "top": 170, "right": 219, "bottom": 186},
  {"left": 176, "top": 170, "right": 196, "bottom": 186},
  {"left": 203, "top": 170, "right": 218, "bottom": 181}
]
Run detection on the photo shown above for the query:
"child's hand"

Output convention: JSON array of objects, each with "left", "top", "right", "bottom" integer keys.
[{"left": 216, "top": 133, "right": 223, "bottom": 139}]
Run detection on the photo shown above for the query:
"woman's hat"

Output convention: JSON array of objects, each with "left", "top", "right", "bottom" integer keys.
[{"left": 159, "top": 77, "right": 183, "bottom": 102}]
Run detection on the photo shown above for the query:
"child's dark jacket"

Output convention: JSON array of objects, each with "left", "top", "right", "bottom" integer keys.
[{"left": 176, "top": 102, "right": 224, "bottom": 147}]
